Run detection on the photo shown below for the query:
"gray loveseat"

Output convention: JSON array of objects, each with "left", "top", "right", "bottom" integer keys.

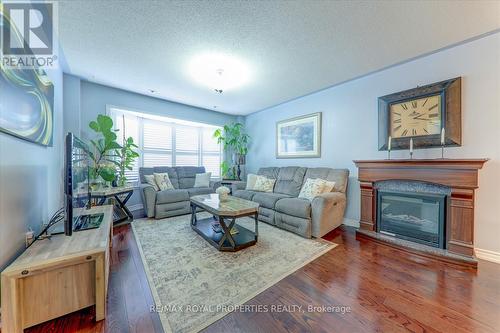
[
  {"left": 139, "top": 166, "right": 215, "bottom": 219},
  {"left": 233, "top": 167, "right": 349, "bottom": 238}
]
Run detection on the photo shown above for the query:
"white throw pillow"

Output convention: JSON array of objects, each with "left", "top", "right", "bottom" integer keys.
[
  {"left": 144, "top": 174, "right": 160, "bottom": 191},
  {"left": 154, "top": 172, "right": 174, "bottom": 191},
  {"left": 245, "top": 173, "right": 259, "bottom": 190},
  {"left": 194, "top": 172, "right": 211, "bottom": 188},
  {"left": 298, "top": 178, "right": 325, "bottom": 201},
  {"left": 253, "top": 176, "right": 275, "bottom": 192}
]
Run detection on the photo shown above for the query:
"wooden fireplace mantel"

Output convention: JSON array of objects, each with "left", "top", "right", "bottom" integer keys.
[{"left": 353, "top": 158, "right": 488, "bottom": 263}]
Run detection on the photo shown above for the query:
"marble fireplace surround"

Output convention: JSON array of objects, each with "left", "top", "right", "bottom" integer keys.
[{"left": 353, "top": 159, "right": 488, "bottom": 267}]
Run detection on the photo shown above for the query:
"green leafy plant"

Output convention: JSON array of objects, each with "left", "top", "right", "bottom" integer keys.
[
  {"left": 117, "top": 133, "right": 139, "bottom": 186},
  {"left": 214, "top": 123, "right": 250, "bottom": 179},
  {"left": 88, "top": 114, "right": 122, "bottom": 182},
  {"left": 213, "top": 122, "right": 250, "bottom": 155}
]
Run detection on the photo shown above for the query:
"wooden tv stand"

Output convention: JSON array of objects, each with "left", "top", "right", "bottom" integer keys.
[{"left": 1, "top": 205, "right": 113, "bottom": 333}]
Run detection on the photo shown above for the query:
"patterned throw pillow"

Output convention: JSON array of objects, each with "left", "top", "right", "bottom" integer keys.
[
  {"left": 253, "top": 175, "right": 275, "bottom": 192},
  {"left": 154, "top": 172, "right": 174, "bottom": 191},
  {"left": 316, "top": 179, "right": 336, "bottom": 193},
  {"left": 298, "top": 178, "right": 325, "bottom": 201},
  {"left": 144, "top": 174, "right": 160, "bottom": 191},
  {"left": 245, "top": 173, "right": 258, "bottom": 190},
  {"left": 194, "top": 172, "right": 212, "bottom": 188}
]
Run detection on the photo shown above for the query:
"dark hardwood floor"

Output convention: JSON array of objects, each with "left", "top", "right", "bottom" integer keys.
[{"left": 13, "top": 223, "right": 500, "bottom": 333}]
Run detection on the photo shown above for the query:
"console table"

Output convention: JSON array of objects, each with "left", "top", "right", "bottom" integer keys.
[
  {"left": 91, "top": 186, "right": 134, "bottom": 224},
  {"left": 1, "top": 205, "right": 113, "bottom": 332}
]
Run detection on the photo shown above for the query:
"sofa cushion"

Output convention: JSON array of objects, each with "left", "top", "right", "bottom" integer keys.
[
  {"left": 156, "top": 189, "right": 189, "bottom": 204},
  {"left": 252, "top": 192, "right": 291, "bottom": 209},
  {"left": 153, "top": 167, "right": 179, "bottom": 189},
  {"left": 233, "top": 189, "right": 259, "bottom": 201},
  {"left": 187, "top": 187, "right": 214, "bottom": 197},
  {"left": 275, "top": 197, "right": 311, "bottom": 219},
  {"left": 175, "top": 166, "right": 206, "bottom": 189},
  {"left": 304, "top": 167, "right": 349, "bottom": 193},
  {"left": 274, "top": 166, "right": 306, "bottom": 197},
  {"left": 257, "top": 167, "right": 279, "bottom": 180}
]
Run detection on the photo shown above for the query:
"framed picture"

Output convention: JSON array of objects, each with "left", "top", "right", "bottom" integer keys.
[
  {"left": 276, "top": 112, "right": 321, "bottom": 158},
  {"left": 0, "top": 66, "right": 54, "bottom": 146}
]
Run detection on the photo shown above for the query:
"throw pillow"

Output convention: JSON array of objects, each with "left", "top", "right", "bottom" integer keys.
[
  {"left": 298, "top": 178, "right": 325, "bottom": 201},
  {"left": 253, "top": 175, "right": 275, "bottom": 192},
  {"left": 144, "top": 174, "right": 160, "bottom": 191},
  {"left": 154, "top": 172, "right": 174, "bottom": 191},
  {"left": 245, "top": 173, "right": 258, "bottom": 190},
  {"left": 316, "top": 179, "right": 336, "bottom": 193},
  {"left": 194, "top": 172, "right": 211, "bottom": 188}
]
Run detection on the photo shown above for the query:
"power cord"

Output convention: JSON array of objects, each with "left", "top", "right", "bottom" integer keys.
[{"left": 26, "top": 207, "right": 65, "bottom": 249}]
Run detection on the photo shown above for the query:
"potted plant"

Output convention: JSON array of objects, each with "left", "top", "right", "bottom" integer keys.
[
  {"left": 88, "top": 114, "right": 121, "bottom": 189},
  {"left": 213, "top": 122, "right": 250, "bottom": 180}
]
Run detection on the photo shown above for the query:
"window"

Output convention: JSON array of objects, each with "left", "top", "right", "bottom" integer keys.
[{"left": 109, "top": 107, "right": 222, "bottom": 184}]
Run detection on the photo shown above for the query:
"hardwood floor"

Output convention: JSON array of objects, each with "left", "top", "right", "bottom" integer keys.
[{"left": 10, "top": 224, "right": 500, "bottom": 333}]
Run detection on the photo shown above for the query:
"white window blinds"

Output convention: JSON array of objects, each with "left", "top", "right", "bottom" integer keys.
[{"left": 109, "top": 108, "right": 222, "bottom": 184}]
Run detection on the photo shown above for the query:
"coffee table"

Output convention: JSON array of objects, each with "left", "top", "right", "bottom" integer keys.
[{"left": 190, "top": 194, "right": 259, "bottom": 252}]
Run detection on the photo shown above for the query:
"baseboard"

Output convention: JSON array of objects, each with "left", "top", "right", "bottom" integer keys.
[
  {"left": 342, "top": 217, "right": 359, "bottom": 228},
  {"left": 475, "top": 248, "right": 500, "bottom": 264},
  {"left": 128, "top": 204, "right": 143, "bottom": 212}
]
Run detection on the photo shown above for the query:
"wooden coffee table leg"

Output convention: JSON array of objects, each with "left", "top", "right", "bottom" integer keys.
[
  {"left": 254, "top": 213, "right": 258, "bottom": 241},
  {"left": 218, "top": 217, "right": 236, "bottom": 249},
  {"left": 190, "top": 203, "right": 197, "bottom": 226}
]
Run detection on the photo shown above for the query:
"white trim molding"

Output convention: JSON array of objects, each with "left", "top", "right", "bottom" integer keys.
[
  {"left": 475, "top": 248, "right": 500, "bottom": 264},
  {"left": 342, "top": 217, "right": 359, "bottom": 228}
]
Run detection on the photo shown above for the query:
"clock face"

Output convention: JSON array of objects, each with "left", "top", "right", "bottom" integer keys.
[{"left": 390, "top": 94, "right": 442, "bottom": 138}]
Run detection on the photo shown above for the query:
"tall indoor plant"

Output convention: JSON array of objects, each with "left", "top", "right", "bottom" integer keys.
[
  {"left": 88, "top": 115, "right": 121, "bottom": 187},
  {"left": 213, "top": 122, "right": 250, "bottom": 180}
]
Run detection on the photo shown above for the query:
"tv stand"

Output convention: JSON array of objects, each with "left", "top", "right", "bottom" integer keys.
[{"left": 1, "top": 205, "right": 113, "bottom": 332}]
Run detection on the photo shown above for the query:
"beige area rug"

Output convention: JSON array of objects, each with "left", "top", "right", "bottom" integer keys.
[{"left": 132, "top": 212, "right": 336, "bottom": 333}]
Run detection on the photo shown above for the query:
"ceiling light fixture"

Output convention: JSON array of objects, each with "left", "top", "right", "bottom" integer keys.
[{"left": 188, "top": 52, "right": 251, "bottom": 91}]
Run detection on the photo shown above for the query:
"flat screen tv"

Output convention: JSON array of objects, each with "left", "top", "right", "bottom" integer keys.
[{"left": 63, "top": 133, "right": 104, "bottom": 236}]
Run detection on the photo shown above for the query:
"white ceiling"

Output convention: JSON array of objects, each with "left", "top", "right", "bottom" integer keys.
[{"left": 58, "top": 0, "right": 500, "bottom": 115}]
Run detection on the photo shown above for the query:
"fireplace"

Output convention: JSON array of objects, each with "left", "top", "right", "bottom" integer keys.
[
  {"left": 353, "top": 159, "right": 488, "bottom": 267},
  {"left": 377, "top": 190, "right": 446, "bottom": 248}
]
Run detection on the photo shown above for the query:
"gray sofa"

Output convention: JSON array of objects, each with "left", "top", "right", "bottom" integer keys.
[
  {"left": 233, "top": 167, "right": 349, "bottom": 238},
  {"left": 139, "top": 166, "right": 215, "bottom": 219}
]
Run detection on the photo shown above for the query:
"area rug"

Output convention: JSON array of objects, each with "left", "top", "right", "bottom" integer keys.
[{"left": 132, "top": 212, "right": 336, "bottom": 333}]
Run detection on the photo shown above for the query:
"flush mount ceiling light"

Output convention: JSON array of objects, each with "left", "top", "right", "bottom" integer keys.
[{"left": 188, "top": 52, "right": 251, "bottom": 91}]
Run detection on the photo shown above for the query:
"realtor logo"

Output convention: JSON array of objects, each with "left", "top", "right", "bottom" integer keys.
[{"left": 1, "top": 1, "right": 58, "bottom": 68}]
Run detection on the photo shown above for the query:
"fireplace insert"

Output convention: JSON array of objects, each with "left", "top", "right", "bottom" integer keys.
[{"left": 377, "top": 190, "right": 446, "bottom": 248}]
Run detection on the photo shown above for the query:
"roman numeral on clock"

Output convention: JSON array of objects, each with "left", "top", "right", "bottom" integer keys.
[
  {"left": 401, "top": 104, "right": 408, "bottom": 110},
  {"left": 411, "top": 101, "right": 417, "bottom": 109},
  {"left": 393, "top": 119, "right": 401, "bottom": 123},
  {"left": 402, "top": 129, "right": 408, "bottom": 136},
  {"left": 412, "top": 129, "right": 417, "bottom": 135},
  {"left": 429, "top": 113, "right": 439, "bottom": 118},
  {"left": 428, "top": 104, "right": 438, "bottom": 111}
]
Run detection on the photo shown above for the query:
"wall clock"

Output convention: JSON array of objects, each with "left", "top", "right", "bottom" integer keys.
[{"left": 378, "top": 77, "right": 461, "bottom": 150}]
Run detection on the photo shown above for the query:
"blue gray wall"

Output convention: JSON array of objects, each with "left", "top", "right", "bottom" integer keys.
[
  {"left": 0, "top": 68, "right": 64, "bottom": 271},
  {"left": 244, "top": 33, "right": 500, "bottom": 253},
  {"left": 63, "top": 75, "right": 237, "bottom": 214}
]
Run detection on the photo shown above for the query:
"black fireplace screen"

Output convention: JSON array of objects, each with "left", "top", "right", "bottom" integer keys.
[{"left": 377, "top": 190, "right": 446, "bottom": 248}]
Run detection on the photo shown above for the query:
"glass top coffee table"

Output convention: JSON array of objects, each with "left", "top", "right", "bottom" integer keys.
[{"left": 190, "top": 194, "right": 259, "bottom": 252}]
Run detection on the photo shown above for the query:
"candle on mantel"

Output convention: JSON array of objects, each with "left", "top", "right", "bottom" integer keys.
[
  {"left": 410, "top": 138, "right": 414, "bottom": 155},
  {"left": 388, "top": 136, "right": 392, "bottom": 151},
  {"left": 441, "top": 127, "right": 446, "bottom": 145}
]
